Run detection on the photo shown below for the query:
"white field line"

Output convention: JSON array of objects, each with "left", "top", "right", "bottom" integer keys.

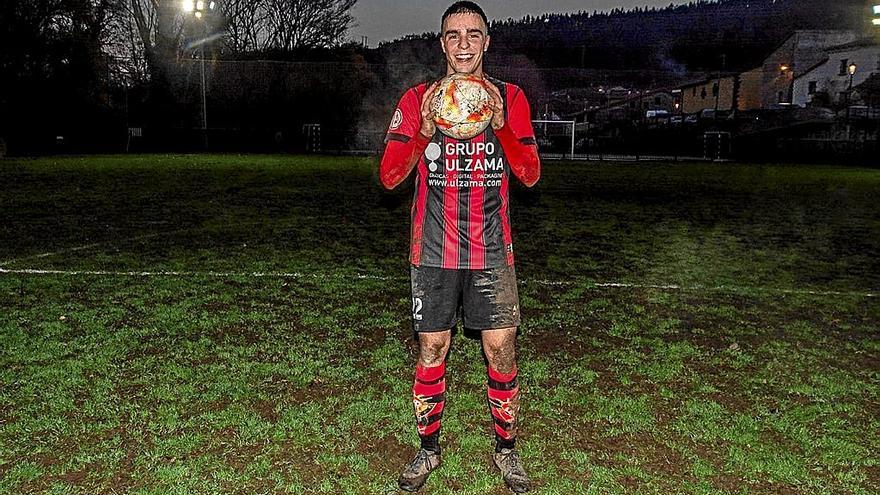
[
  {"left": 0, "top": 241, "right": 107, "bottom": 267},
  {"left": 0, "top": 229, "right": 198, "bottom": 267},
  {"left": 0, "top": 267, "right": 391, "bottom": 280},
  {"left": 0, "top": 218, "right": 316, "bottom": 268},
  {"left": 0, "top": 267, "right": 876, "bottom": 298}
]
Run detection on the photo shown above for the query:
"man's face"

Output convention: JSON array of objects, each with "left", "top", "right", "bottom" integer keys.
[{"left": 441, "top": 12, "right": 490, "bottom": 75}]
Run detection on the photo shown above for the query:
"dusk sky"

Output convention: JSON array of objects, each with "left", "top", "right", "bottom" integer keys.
[{"left": 350, "top": 0, "right": 687, "bottom": 46}]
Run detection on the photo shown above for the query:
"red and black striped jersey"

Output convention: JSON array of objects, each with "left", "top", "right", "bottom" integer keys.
[{"left": 382, "top": 78, "right": 539, "bottom": 270}]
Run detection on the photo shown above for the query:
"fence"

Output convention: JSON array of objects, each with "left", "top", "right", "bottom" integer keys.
[{"left": 3, "top": 59, "right": 877, "bottom": 163}]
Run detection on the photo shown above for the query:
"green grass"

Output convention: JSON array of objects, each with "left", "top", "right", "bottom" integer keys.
[{"left": 1, "top": 154, "right": 878, "bottom": 494}]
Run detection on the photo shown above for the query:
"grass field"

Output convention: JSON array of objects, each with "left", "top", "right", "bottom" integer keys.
[{"left": 1, "top": 155, "right": 878, "bottom": 495}]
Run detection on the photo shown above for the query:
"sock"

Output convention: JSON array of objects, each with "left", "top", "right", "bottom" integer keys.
[
  {"left": 421, "top": 432, "right": 441, "bottom": 453},
  {"left": 496, "top": 435, "right": 515, "bottom": 452},
  {"left": 413, "top": 361, "right": 446, "bottom": 453},
  {"left": 487, "top": 365, "right": 519, "bottom": 452}
]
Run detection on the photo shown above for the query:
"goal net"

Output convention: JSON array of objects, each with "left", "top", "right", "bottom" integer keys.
[{"left": 531, "top": 120, "right": 576, "bottom": 159}]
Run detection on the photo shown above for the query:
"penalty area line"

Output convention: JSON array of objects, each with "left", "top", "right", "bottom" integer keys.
[
  {"left": 585, "top": 281, "right": 877, "bottom": 298},
  {"left": 0, "top": 267, "right": 395, "bottom": 281},
  {"left": 0, "top": 267, "right": 876, "bottom": 299}
]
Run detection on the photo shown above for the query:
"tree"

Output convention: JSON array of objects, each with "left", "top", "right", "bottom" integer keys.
[
  {"left": 263, "top": 0, "right": 357, "bottom": 52},
  {"left": 221, "top": 0, "right": 268, "bottom": 53},
  {"left": 122, "top": 0, "right": 185, "bottom": 81},
  {"left": 0, "top": 0, "right": 119, "bottom": 151},
  {"left": 856, "top": 74, "right": 880, "bottom": 109}
]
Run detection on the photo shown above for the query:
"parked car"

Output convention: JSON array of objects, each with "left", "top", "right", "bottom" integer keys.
[{"left": 645, "top": 110, "right": 670, "bottom": 119}]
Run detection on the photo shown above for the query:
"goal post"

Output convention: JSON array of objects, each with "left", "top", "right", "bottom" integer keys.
[{"left": 531, "top": 120, "right": 576, "bottom": 159}]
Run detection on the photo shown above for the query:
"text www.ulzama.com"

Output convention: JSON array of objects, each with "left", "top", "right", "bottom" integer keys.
[{"left": 428, "top": 179, "right": 501, "bottom": 187}]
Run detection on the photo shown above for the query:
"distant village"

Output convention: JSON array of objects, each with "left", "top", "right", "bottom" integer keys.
[{"left": 538, "top": 31, "right": 879, "bottom": 161}]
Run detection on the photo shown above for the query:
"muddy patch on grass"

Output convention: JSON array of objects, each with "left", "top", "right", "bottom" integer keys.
[
  {"left": 357, "top": 434, "right": 410, "bottom": 474},
  {"left": 253, "top": 399, "right": 279, "bottom": 423}
]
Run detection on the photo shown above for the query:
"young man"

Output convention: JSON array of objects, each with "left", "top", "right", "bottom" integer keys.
[{"left": 379, "top": 2, "right": 540, "bottom": 493}]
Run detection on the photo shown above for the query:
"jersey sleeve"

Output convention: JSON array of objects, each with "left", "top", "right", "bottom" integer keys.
[
  {"left": 379, "top": 85, "right": 429, "bottom": 190},
  {"left": 506, "top": 85, "right": 537, "bottom": 146},
  {"left": 385, "top": 86, "right": 423, "bottom": 143},
  {"left": 496, "top": 84, "right": 540, "bottom": 187}
]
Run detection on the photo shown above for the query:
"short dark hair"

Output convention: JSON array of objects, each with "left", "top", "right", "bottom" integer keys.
[{"left": 441, "top": 1, "right": 489, "bottom": 34}]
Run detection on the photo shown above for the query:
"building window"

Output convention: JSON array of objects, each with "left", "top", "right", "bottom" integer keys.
[
  {"left": 778, "top": 91, "right": 784, "bottom": 103},
  {"left": 808, "top": 81, "right": 817, "bottom": 95},
  {"left": 701, "top": 88, "right": 707, "bottom": 99},
  {"left": 692, "top": 88, "right": 697, "bottom": 96},
  {"left": 654, "top": 96, "right": 661, "bottom": 105},
  {"left": 839, "top": 59, "right": 848, "bottom": 76},
  {"left": 712, "top": 83, "right": 719, "bottom": 97}
]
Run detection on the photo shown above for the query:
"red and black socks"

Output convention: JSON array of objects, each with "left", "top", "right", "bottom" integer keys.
[
  {"left": 487, "top": 366, "right": 520, "bottom": 452},
  {"left": 412, "top": 361, "right": 446, "bottom": 453}
]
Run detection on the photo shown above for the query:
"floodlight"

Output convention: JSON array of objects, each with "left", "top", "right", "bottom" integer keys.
[
  {"left": 196, "top": 0, "right": 204, "bottom": 10},
  {"left": 182, "top": 0, "right": 193, "bottom": 12},
  {"left": 873, "top": 5, "right": 880, "bottom": 15},
  {"left": 848, "top": 63, "right": 857, "bottom": 76},
  {"left": 874, "top": 19, "right": 880, "bottom": 26},
  {"left": 194, "top": 10, "right": 202, "bottom": 18},
  {"left": 209, "top": 1, "right": 216, "bottom": 10}
]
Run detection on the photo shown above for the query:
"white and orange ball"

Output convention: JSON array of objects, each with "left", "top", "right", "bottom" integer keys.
[{"left": 430, "top": 73, "right": 494, "bottom": 140}]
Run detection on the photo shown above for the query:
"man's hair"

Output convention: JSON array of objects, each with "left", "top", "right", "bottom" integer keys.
[{"left": 441, "top": 1, "right": 489, "bottom": 34}]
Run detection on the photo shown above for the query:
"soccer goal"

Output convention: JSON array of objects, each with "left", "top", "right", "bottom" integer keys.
[
  {"left": 703, "top": 131, "right": 732, "bottom": 161},
  {"left": 531, "top": 120, "right": 576, "bottom": 159}
]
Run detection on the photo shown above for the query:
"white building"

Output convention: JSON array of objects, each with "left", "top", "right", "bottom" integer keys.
[{"left": 793, "top": 39, "right": 880, "bottom": 107}]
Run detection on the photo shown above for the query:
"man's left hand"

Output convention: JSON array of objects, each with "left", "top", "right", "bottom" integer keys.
[{"left": 484, "top": 78, "right": 505, "bottom": 130}]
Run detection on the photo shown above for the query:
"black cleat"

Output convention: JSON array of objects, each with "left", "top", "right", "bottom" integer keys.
[
  {"left": 493, "top": 448, "right": 531, "bottom": 493},
  {"left": 398, "top": 448, "right": 442, "bottom": 492}
]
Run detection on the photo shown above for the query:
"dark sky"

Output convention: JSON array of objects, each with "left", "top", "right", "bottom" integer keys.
[{"left": 350, "top": 1, "right": 687, "bottom": 46}]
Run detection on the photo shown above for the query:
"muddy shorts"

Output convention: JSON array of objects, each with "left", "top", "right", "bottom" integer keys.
[{"left": 410, "top": 264, "right": 521, "bottom": 333}]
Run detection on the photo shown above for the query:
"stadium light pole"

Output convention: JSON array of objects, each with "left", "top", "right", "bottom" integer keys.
[
  {"left": 779, "top": 64, "right": 793, "bottom": 105},
  {"left": 183, "top": 0, "right": 217, "bottom": 149},
  {"left": 846, "top": 63, "right": 857, "bottom": 134}
]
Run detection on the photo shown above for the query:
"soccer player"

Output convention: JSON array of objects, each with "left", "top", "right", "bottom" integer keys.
[{"left": 379, "top": 2, "right": 540, "bottom": 492}]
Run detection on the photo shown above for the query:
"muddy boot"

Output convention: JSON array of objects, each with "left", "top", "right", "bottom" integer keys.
[
  {"left": 398, "top": 448, "right": 441, "bottom": 492},
  {"left": 493, "top": 448, "right": 531, "bottom": 493}
]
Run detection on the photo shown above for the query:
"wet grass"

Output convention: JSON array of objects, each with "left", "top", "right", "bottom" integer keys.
[{"left": 1, "top": 154, "right": 878, "bottom": 494}]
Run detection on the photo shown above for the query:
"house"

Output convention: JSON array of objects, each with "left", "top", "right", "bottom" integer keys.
[
  {"left": 759, "top": 30, "right": 859, "bottom": 107},
  {"left": 679, "top": 75, "right": 737, "bottom": 115},
  {"left": 737, "top": 67, "right": 763, "bottom": 111},
  {"left": 792, "top": 39, "right": 880, "bottom": 107},
  {"left": 581, "top": 90, "right": 677, "bottom": 123}
]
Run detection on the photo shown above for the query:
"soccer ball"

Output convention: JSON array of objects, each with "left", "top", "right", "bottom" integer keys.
[{"left": 431, "top": 73, "right": 494, "bottom": 140}]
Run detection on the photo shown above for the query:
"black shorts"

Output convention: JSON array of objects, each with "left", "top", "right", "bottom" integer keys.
[{"left": 410, "top": 264, "right": 521, "bottom": 333}]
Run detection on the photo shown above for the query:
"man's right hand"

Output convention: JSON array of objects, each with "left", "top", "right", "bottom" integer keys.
[{"left": 419, "top": 80, "right": 441, "bottom": 139}]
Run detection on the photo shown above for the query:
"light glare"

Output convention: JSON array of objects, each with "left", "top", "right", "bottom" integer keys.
[
  {"left": 874, "top": 19, "right": 880, "bottom": 26},
  {"left": 209, "top": 1, "right": 216, "bottom": 9},
  {"left": 182, "top": 0, "right": 193, "bottom": 12},
  {"left": 194, "top": 10, "right": 202, "bottom": 18},
  {"left": 874, "top": 5, "right": 880, "bottom": 15},
  {"left": 196, "top": 0, "right": 204, "bottom": 10}
]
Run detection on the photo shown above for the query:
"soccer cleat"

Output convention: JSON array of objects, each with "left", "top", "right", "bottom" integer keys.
[
  {"left": 493, "top": 448, "right": 531, "bottom": 493},
  {"left": 398, "top": 448, "right": 442, "bottom": 492}
]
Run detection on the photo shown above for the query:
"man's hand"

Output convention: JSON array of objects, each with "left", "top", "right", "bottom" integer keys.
[
  {"left": 484, "top": 78, "right": 505, "bottom": 130},
  {"left": 419, "top": 80, "right": 441, "bottom": 138}
]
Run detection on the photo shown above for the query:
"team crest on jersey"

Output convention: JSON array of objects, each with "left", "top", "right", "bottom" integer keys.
[
  {"left": 425, "top": 142, "right": 442, "bottom": 172},
  {"left": 389, "top": 109, "right": 403, "bottom": 130}
]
